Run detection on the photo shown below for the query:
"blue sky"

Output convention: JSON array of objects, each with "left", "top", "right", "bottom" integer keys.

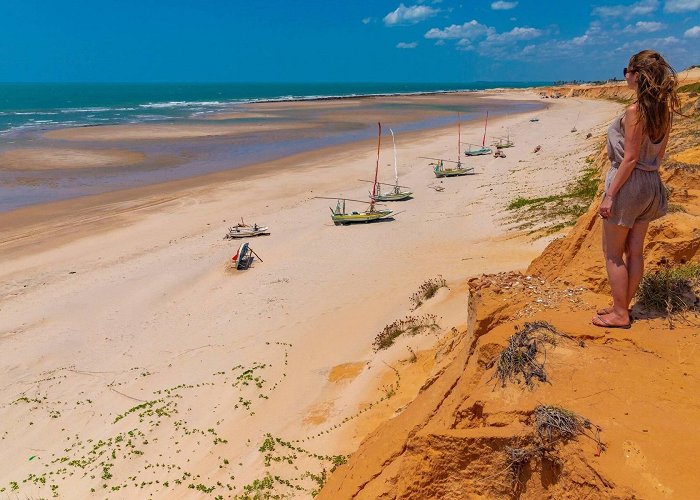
[{"left": 1, "top": 0, "right": 698, "bottom": 82}]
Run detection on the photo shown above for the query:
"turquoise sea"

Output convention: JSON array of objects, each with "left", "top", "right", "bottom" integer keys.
[
  {"left": 0, "top": 82, "right": 550, "bottom": 212},
  {"left": 0, "top": 82, "right": 550, "bottom": 135}
]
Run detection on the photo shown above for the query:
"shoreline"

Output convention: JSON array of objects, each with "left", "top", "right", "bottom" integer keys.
[
  {"left": 0, "top": 91, "right": 622, "bottom": 497},
  {"left": 0, "top": 90, "right": 543, "bottom": 213},
  {"left": 0, "top": 91, "right": 542, "bottom": 257}
]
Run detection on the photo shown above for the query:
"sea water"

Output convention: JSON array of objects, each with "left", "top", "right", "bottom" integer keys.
[
  {"left": 0, "top": 82, "right": 549, "bottom": 211},
  {"left": 0, "top": 82, "right": 550, "bottom": 135}
]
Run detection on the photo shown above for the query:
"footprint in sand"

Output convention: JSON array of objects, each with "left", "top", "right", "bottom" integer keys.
[{"left": 622, "top": 440, "right": 673, "bottom": 497}]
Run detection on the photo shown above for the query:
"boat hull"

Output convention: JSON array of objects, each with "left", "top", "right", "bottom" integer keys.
[
  {"left": 372, "top": 192, "right": 412, "bottom": 201},
  {"left": 332, "top": 210, "right": 393, "bottom": 225},
  {"left": 434, "top": 167, "right": 474, "bottom": 178},
  {"left": 464, "top": 147, "right": 491, "bottom": 156},
  {"left": 225, "top": 226, "right": 270, "bottom": 239}
]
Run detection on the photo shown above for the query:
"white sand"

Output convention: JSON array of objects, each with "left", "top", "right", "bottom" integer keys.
[{"left": 0, "top": 92, "right": 620, "bottom": 497}]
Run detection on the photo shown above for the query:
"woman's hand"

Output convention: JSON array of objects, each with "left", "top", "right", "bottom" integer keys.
[{"left": 599, "top": 194, "right": 613, "bottom": 219}]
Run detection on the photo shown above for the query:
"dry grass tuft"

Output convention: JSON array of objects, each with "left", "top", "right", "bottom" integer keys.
[
  {"left": 409, "top": 276, "right": 447, "bottom": 310},
  {"left": 492, "top": 321, "right": 581, "bottom": 388},
  {"left": 373, "top": 314, "right": 441, "bottom": 351},
  {"left": 503, "top": 405, "right": 605, "bottom": 490}
]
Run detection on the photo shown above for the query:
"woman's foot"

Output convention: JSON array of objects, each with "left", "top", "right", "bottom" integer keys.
[
  {"left": 592, "top": 311, "right": 631, "bottom": 329},
  {"left": 596, "top": 306, "right": 634, "bottom": 320}
]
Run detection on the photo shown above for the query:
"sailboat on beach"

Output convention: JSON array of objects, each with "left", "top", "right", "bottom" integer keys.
[
  {"left": 464, "top": 111, "right": 492, "bottom": 156},
  {"left": 360, "top": 125, "right": 412, "bottom": 201},
  {"left": 423, "top": 113, "right": 474, "bottom": 177},
  {"left": 316, "top": 122, "right": 394, "bottom": 225}
]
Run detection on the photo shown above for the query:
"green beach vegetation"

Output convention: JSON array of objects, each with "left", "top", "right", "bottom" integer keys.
[{"left": 507, "top": 156, "right": 600, "bottom": 236}]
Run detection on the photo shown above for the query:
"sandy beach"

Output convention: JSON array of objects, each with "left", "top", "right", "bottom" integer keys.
[{"left": 0, "top": 91, "right": 621, "bottom": 497}]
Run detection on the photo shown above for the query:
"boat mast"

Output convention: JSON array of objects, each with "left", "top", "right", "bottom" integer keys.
[
  {"left": 390, "top": 128, "right": 398, "bottom": 189},
  {"left": 372, "top": 122, "right": 381, "bottom": 204},
  {"left": 482, "top": 111, "right": 488, "bottom": 148},
  {"left": 457, "top": 112, "right": 461, "bottom": 166}
]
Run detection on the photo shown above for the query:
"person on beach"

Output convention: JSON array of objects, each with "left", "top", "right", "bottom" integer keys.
[{"left": 593, "top": 50, "right": 679, "bottom": 329}]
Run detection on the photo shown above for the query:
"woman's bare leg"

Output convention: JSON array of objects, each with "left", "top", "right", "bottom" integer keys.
[
  {"left": 625, "top": 221, "right": 649, "bottom": 306},
  {"left": 593, "top": 221, "right": 631, "bottom": 326}
]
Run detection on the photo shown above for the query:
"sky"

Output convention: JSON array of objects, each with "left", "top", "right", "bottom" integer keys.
[{"left": 0, "top": 0, "right": 698, "bottom": 83}]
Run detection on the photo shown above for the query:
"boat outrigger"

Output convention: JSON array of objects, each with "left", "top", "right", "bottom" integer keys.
[
  {"left": 359, "top": 124, "right": 412, "bottom": 201},
  {"left": 464, "top": 111, "right": 492, "bottom": 156}
]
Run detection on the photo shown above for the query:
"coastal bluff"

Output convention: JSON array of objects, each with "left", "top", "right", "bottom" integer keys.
[{"left": 319, "top": 79, "right": 700, "bottom": 499}]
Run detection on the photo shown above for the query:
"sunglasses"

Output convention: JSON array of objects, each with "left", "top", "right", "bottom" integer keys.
[{"left": 623, "top": 67, "right": 636, "bottom": 77}]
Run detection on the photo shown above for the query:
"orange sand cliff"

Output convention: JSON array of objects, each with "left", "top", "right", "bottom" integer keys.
[{"left": 319, "top": 81, "right": 700, "bottom": 499}]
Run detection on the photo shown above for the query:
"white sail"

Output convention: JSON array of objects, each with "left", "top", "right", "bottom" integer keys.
[{"left": 389, "top": 128, "right": 398, "bottom": 186}]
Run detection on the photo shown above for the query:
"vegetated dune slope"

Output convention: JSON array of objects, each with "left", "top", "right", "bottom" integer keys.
[{"left": 319, "top": 79, "right": 700, "bottom": 499}]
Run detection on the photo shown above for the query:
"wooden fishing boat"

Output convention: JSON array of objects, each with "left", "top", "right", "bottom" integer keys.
[
  {"left": 432, "top": 159, "right": 474, "bottom": 177},
  {"left": 361, "top": 124, "right": 412, "bottom": 201},
  {"left": 330, "top": 198, "right": 393, "bottom": 225},
  {"left": 225, "top": 221, "right": 269, "bottom": 239},
  {"left": 492, "top": 135, "right": 514, "bottom": 148},
  {"left": 233, "top": 242, "right": 252, "bottom": 269},
  {"left": 375, "top": 128, "right": 412, "bottom": 200},
  {"left": 464, "top": 111, "right": 492, "bottom": 156},
  {"left": 232, "top": 242, "right": 263, "bottom": 269},
  {"left": 372, "top": 183, "right": 413, "bottom": 201},
  {"left": 423, "top": 113, "right": 474, "bottom": 177}
]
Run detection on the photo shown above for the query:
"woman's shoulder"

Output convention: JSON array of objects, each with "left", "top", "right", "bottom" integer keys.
[{"left": 625, "top": 103, "right": 639, "bottom": 116}]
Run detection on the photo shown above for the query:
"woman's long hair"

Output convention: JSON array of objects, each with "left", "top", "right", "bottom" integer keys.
[{"left": 628, "top": 50, "right": 680, "bottom": 142}]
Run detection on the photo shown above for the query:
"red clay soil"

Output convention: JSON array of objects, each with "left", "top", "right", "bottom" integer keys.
[{"left": 318, "top": 85, "right": 700, "bottom": 499}]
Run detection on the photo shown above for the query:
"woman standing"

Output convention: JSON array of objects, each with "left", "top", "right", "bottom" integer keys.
[{"left": 593, "top": 50, "right": 680, "bottom": 329}]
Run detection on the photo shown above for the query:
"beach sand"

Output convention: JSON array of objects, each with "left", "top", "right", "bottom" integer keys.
[
  {"left": 43, "top": 121, "right": 315, "bottom": 141},
  {"left": 0, "top": 147, "right": 146, "bottom": 171},
  {"left": 0, "top": 91, "right": 620, "bottom": 497}
]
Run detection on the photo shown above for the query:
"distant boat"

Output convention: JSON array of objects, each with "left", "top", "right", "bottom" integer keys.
[
  {"left": 464, "top": 111, "right": 492, "bottom": 156},
  {"left": 529, "top": 117, "right": 539, "bottom": 122},
  {"left": 360, "top": 124, "right": 412, "bottom": 201},
  {"left": 571, "top": 112, "right": 580, "bottom": 133},
  {"left": 492, "top": 132, "right": 514, "bottom": 148},
  {"left": 431, "top": 158, "right": 474, "bottom": 177},
  {"left": 424, "top": 113, "right": 474, "bottom": 177}
]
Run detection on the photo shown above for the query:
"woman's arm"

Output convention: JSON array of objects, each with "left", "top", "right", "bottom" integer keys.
[{"left": 599, "top": 104, "right": 643, "bottom": 218}]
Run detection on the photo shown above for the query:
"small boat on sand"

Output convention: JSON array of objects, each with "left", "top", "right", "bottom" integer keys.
[
  {"left": 224, "top": 220, "right": 269, "bottom": 239},
  {"left": 232, "top": 242, "right": 263, "bottom": 270},
  {"left": 464, "top": 111, "right": 492, "bottom": 156},
  {"left": 360, "top": 124, "right": 412, "bottom": 201}
]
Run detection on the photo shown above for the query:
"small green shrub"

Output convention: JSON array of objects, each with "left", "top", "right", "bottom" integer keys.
[{"left": 635, "top": 263, "right": 700, "bottom": 314}]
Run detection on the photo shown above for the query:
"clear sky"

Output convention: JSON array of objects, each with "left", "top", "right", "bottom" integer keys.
[{"left": 1, "top": 0, "right": 698, "bottom": 82}]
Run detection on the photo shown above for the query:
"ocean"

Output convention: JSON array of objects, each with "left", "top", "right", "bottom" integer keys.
[
  {"left": 0, "top": 82, "right": 549, "bottom": 212},
  {"left": 0, "top": 82, "right": 550, "bottom": 136}
]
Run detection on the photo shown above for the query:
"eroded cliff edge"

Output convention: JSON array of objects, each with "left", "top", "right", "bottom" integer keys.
[{"left": 319, "top": 78, "right": 700, "bottom": 499}]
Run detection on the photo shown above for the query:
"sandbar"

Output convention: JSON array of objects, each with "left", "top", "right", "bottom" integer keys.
[{"left": 0, "top": 147, "right": 146, "bottom": 171}]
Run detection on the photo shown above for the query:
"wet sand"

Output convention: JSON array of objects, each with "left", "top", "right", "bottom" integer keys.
[{"left": 0, "top": 147, "right": 146, "bottom": 170}]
